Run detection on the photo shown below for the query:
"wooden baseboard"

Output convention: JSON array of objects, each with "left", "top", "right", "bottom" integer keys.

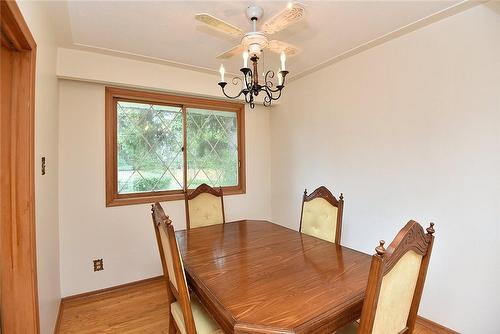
[
  {"left": 61, "top": 275, "right": 164, "bottom": 303},
  {"left": 417, "top": 316, "right": 459, "bottom": 334}
]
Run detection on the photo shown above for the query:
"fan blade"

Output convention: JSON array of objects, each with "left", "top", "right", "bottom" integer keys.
[
  {"left": 195, "top": 13, "right": 244, "bottom": 37},
  {"left": 216, "top": 44, "right": 245, "bottom": 59},
  {"left": 262, "top": 2, "right": 306, "bottom": 35},
  {"left": 267, "top": 40, "right": 300, "bottom": 56}
]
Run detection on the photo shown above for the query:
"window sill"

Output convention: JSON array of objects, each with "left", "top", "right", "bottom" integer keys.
[{"left": 106, "top": 186, "right": 246, "bottom": 207}]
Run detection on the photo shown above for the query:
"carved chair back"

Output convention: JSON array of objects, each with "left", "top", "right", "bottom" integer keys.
[
  {"left": 358, "top": 221, "right": 436, "bottom": 334},
  {"left": 299, "top": 186, "right": 344, "bottom": 244},
  {"left": 151, "top": 202, "right": 197, "bottom": 334},
  {"left": 185, "top": 183, "right": 225, "bottom": 229}
]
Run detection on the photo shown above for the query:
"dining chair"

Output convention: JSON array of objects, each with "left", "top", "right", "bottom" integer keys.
[
  {"left": 337, "top": 220, "right": 436, "bottom": 334},
  {"left": 151, "top": 202, "right": 223, "bottom": 334},
  {"left": 299, "top": 186, "right": 344, "bottom": 243},
  {"left": 185, "top": 183, "right": 225, "bottom": 229}
]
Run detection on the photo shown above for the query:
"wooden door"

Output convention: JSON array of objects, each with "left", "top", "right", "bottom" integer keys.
[{"left": 1, "top": 0, "right": 39, "bottom": 332}]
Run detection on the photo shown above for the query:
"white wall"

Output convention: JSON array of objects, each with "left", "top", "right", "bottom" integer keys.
[
  {"left": 44, "top": 1, "right": 499, "bottom": 331},
  {"left": 271, "top": 3, "right": 500, "bottom": 333},
  {"left": 58, "top": 62, "right": 271, "bottom": 296},
  {"left": 17, "top": 1, "right": 61, "bottom": 333}
]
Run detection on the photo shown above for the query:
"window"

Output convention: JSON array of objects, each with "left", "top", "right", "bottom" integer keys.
[{"left": 105, "top": 87, "right": 245, "bottom": 206}]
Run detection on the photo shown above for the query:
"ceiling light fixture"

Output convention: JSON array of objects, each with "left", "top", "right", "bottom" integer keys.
[
  {"left": 218, "top": 50, "right": 288, "bottom": 109},
  {"left": 195, "top": 3, "right": 306, "bottom": 108}
]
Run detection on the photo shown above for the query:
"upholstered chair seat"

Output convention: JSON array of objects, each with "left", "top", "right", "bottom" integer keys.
[
  {"left": 185, "top": 184, "right": 225, "bottom": 229},
  {"left": 171, "top": 298, "right": 224, "bottom": 334},
  {"left": 300, "top": 186, "right": 344, "bottom": 244}
]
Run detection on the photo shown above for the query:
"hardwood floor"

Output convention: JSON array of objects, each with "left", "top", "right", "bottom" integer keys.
[
  {"left": 59, "top": 278, "right": 169, "bottom": 333},
  {"left": 57, "top": 277, "right": 440, "bottom": 333}
]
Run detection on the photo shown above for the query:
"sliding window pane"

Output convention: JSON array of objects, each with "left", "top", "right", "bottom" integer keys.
[
  {"left": 117, "top": 101, "right": 183, "bottom": 193},
  {"left": 186, "top": 108, "right": 238, "bottom": 189}
]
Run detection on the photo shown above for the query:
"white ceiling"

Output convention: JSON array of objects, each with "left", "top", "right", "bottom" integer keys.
[{"left": 60, "top": 0, "right": 464, "bottom": 78}]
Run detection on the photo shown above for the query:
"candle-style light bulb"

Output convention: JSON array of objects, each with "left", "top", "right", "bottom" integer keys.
[
  {"left": 280, "top": 51, "right": 286, "bottom": 71},
  {"left": 278, "top": 70, "right": 283, "bottom": 86},
  {"left": 219, "top": 64, "right": 225, "bottom": 82},
  {"left": 243, "top": 51, "right": 249, "bottom": 68}
]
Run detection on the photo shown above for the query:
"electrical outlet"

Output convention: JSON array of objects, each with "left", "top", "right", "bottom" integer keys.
[{"left": 93, "top": 259, "right": 104, "bottom": 272}]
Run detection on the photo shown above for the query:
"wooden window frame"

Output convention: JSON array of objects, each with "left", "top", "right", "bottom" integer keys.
[{"left": 105, "top": 87, "right": 246, "bottom": 207}]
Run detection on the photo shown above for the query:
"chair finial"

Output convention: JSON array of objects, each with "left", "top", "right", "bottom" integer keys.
[
  {"left": 303, "top": 188, "right": 307, "bottom": 196},
  {"left": 426, "top": 222, "right": 435, "bottom": 235},
  {"left": 165, "top": 216, "right": 173, "bottom": 226},
  {"left": 339, "top": 192, "right": 344, "bottom": 201},
  {"left": 376, "top": 240, "right": 386, "bottom": 256}
]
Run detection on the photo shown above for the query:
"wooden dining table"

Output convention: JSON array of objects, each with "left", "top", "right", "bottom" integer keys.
[{"left": 176, "top": 220, "right": 372, "bottom": 334}]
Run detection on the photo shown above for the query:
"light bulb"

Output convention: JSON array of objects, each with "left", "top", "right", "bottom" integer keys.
[
  {"left": 243, "top": 51, "right": 249, "bottom": 68},
  {"left": 219, "top": 64, "right": 225, "bottom": 82},
  {"left": 280, "top": 51, "right": 286, "bottom": 71}
]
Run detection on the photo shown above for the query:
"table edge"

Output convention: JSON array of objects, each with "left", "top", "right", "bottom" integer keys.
[{"left": 180, "top": 220, "right": 371, "bottom": 333}]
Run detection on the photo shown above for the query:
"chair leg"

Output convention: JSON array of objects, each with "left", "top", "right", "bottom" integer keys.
[{"left": 168, "top": 313, "right": 176, "bottom": 334}]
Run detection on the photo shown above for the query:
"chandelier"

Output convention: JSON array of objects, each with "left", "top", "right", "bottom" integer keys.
[
  {"left": 194, "top": 3, "right": 305, "bottom": 109},
  {"left": 218, "top": 50, "right": 288, "bottom": 109}
]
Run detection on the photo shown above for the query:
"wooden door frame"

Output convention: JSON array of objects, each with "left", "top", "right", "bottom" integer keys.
[{"left": 1, "top": 0, "right": 39, "bottom": 333}]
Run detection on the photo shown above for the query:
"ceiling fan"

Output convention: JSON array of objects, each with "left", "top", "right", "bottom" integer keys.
[{"left": 195, "top": 2, "right": 306, "bottom": 59}]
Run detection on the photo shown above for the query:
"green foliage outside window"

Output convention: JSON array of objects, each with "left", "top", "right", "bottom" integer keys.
[
  {"left": 187, "top": 108, "right": 238, "bottom": 189},
  {"left": 117, "top": 101, "right": 238, "bottom": 194}
]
